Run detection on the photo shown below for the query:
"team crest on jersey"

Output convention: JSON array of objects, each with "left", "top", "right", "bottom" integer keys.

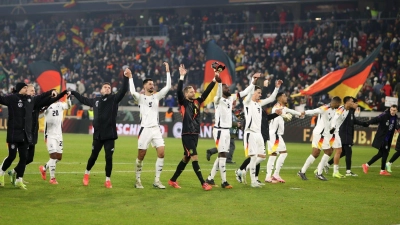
[
  {"left": 18, "top": 103, "right": 23, "bottom": 107},
  {"left": 103, "top": 98, "right": 107, "bottom": 101},
  {"left": 10, "top": 144, "right": 15, "bottom": 149},
  {"left": 95, "top": 101, "right": 99, "bottom": 107},
  {"left": 27, "top": 99, "right": 31, "bottom": 103},
  {"left": 111, "top": 148, "right": 114, "bottom": 152},
  {"left": 386, "top": 120, "right": 389, "bottom": 126}
]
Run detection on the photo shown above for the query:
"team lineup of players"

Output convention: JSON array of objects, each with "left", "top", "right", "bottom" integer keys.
[{"left": 0, "top": 62, "right": 399, "bottom": 190}]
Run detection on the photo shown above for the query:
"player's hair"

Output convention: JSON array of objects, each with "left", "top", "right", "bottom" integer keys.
[
  {"left": 276, "top": 92, "right": 285, "bottom": 100},
  {"left": 343, "top": 96, "right": 353, "bottom": 104},
  {"left": 391, "top": 104, "right": 398, "bottom": 109},
  {"left": 183, "top": 86, "right": 193, "bottom": 94},
  {"left": 254, "top": 85, "right": 261, "bottom": 91},
  {"left": 102, "top": 82, "right": 111, "bottom": 87},
  {"left": 143, "top": 78, "right": 153, "bottom": 85},
  {"left": 332, "top": 96, "right": 342, "bottom": 103},
  {"left": 352, "top": 97, "right": 358, "bottom": 103}
]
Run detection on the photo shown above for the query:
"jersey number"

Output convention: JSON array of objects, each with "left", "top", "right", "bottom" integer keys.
[
  {"left": 59, "top": 141, "right": 63, "bottom": 147},
  {"left": 52, "top": 110, "right": 59, "bottom": 116},
  {"left": 258, "top": 108, "right": 260, "bottom": 113},
  {"left": 148, "top": 102, "right": 153, "bottom": 108},
  {"left": 227, "top": 103, "right": 231, "bottom": 109}
]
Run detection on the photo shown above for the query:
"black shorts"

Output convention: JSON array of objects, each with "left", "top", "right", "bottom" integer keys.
[{"left": 181, "top": 134, "right": 199, "bottom": 157}]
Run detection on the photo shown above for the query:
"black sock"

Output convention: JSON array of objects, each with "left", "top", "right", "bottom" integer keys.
[
  {"left": 381, "top": 151, "right": 389, "bottom": 170},
  {"left": 239, "top": 158, "right": 251, "bottom": 170},
  {"left": 327, "top": 158, "right": 333, "bottom": 166},
  {"left": 389, "top": 151, "right": 400, "bottom": 164},
  {"left": 192, "top": 161, "right": 205, "bottom": 185},
  {"left": 255, "top": 163, "right": 260, "bottom": 177},
  {"left": 345, "top": 147, "right": 352, "bottom": 170},
  {"left": 367, "top": 151, "right": 383, "bottom": 166},
  {"left": 170, "top": 160, "right": 187, "bottom": 182}
]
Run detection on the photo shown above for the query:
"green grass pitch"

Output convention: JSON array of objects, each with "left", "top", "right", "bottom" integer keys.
[{"left": 0, "top": 131, "right": 399, "bottom": 225}]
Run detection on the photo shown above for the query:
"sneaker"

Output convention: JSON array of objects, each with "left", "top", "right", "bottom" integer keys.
[
  {"left": 315, "top": 173, "right": 328, "bottom": 181},
  {"left": 386, "top": 163, "right": 392, "bottom": 173},
  {"left": 206, "top": 179, "right": 218, "bottom": 187},
  {"left": 104, "top": 180, "right": 112, "bottom": 188},
  {"left": 380, "top": 170, "right": 391, "bottom": 176},
  {"left": 332, "top": 172, "right": 346, "bottom": 179},
  {"left": 346, "top": 171, "right": 358, "bottom": 177},
  {"left": 168, "top": 180, "right": 181, "bottom": 189},
  {"left": 39, "top": 165, "right": 46, "bottom": 180},
  {"left": 272, "top": 175, "right": 285, "bottom": 183},
  {"left": 324, "top": 165, "right": 330, "bottom": 174},
  {"left": 206, "top": 150, "right": 211, "bottom": 161},
  {"left": 202, "top": 183, "right": 212, "bottom": 191},
  {"left": 362, "top": 164, "right": 369, "bottom": 174},
  {"left": 0, "top": 174, "right": 4, "bottom": 187},
  {"left": 22, "top": 179, "right": 29, "bottom": 184},
  {"left": 256, "top": 180, "right": 265, "bottom": 186},
  {"left": 234, "top": 169, "right": 242, "bottom": 183},
  {"left": 7, "top": 170, "right": 16, "bottom": 186},
  {"left": 83, "top": 174, "right": 90, "bottom": 186},
  {"left": 49, "top": 178, "right": 58, "bottom": 185},
  {"left": 250, "top": 182, "right": 262, "bottom": 188},
  {"left": 15, "top": 180, "right": 27, "bottom": 190},
  {"left": 135, "top": 179, "right": 144, "bottom": 189},
  {"left": 221, "top": 181, "right": 233, "bottom": 189},
  {"left": 265, "top": 177, "right": 278, "bottom": 183},
  {"left": 297, "top": 171, "right": 308, "bottom": 180},
  {"left": 153, "top": 181, "right": 166, "bottom": 189}
]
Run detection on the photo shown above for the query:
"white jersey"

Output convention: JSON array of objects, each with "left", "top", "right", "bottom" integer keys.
[
  {"left": 214, "top": 81, "right": 255, "bottom": 128},
  {"left": 243, "top": 86, "right": 279, "bottom": 133},
  {"left": 306, "top": 104, "right": 335, "bottom": 136},
  {"left": 129, "top": 73, "right": 171, "bottom": 128},
  {"left": 44, "top": 99, "right": 71, "bottom": 138},
  {"left": 331, "top": 105, "right": 349, "bottom": 133},
  {"left": 269, "top": 103, "right": 301, "bottom": 135}
]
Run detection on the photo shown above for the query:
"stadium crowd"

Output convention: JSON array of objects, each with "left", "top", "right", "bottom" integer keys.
[{"left": 0, "top": 7, "right": 399, "bottom": 113}]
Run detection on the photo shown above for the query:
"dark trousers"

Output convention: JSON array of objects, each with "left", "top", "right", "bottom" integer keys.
[
  {"left": 208, "top": 138, "right": 236, "bottom": 161},
  {"left": 367, "top": 145, "right": 389, "bottom": 170},
  {"left": 86, "top": 139, "right": 115, "bottom": 177},
  {"left": 328, "top": 144, "right": 353, "bottom": 170},
  {"left": 1, "top": 142, "right": 29, "bottom": 178},
  {"left": 26, "top": 144, "right": 35, "bottom": 165}
]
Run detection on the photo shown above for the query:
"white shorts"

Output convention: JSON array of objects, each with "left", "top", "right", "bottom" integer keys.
[
  {"left": 331, "top": 133, "right": 342, "bottom": 149},
  {"left": 311, "top": 133, "right": 334, "bottom": 150},
  {"left": 213, "top": 128, "right": 230, "bottom": 153},
  {"left": 243, "top": 132, "right": 265, "bottom": 157},
  {"left": 268, "top": 134, "right": 286, "bottom": 154},
  {"left": 46, "top": 137, "right": 63, "bottom": 154},
  {"left": 138, "top": 126, "right": 165, "bottom": 149}
]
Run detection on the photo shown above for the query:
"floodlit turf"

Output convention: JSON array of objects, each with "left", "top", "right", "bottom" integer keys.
[{"left": 0, "top": 131, "right": 399, "bottom": 224}]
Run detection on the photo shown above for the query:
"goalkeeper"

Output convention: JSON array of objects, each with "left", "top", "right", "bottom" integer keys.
[{"left": 265, "top": 92, "right": 303, "bottom": 183}]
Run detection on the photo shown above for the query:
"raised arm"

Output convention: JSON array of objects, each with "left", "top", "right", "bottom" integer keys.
[
  {"left": 214, "top": 72, "right": 223, "bottom": 104},
  {"left": 366, "top": 112, "right": 387, "bottom": 125},
  {"left": 36, "top": 90, "right": 68, "bottom": 109},
  {"left": 70, "top": 91, "right": 94, "bottom": 107},
  {"left": 305, "top": 107, "right": 324, "bottom": 116},
  {"left": 0, "top": 95, "right": 11, "bottom": 106},
  {"left": 33, "top": 89, "right": 57, "bottom": 106},
  {"left": 129, "top": 78, "right": 140, "bottom": 100},
  {"left": 115, "top": 73, "right": 129, "bottom": 103},
  {"left": 260, "top": 79, "right": 283, "bottom": 106},
  {"left": 200, "top": 81, "right": 216, "bottom": 104},
  {"left": 177, "top": 64, "right": 186, "bottom": 104},
  {"left": 156, "top": 62, "right": 172, "bottom": 99},
  {"left": 285, "top": 108, "right": 302, "bottom": 116}
]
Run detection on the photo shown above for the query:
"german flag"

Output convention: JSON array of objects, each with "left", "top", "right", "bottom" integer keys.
[
  {"left": 63, "top": 0, "right": 76, "bottom": 8},
  {"left": 357, "top": 100, "right": 373, "bottom": 111},
  {"left": 84, "top": 46, "right": 91, "bottom": 55},
  {"left": 92, "top": 28, "right": 104, "bottom": 37},
  {"left": 72, "top": 36, "right": 85, "bottom": 48},
  {"left": 291, "top": 43, "right": 383, "bottom": 100},
  {"left": 203, "top": 41, "right": 236, "bottom": 106},
  {"left": 102, "top": 22, "right": 112, "bottom": 31},
  {"left": 70, "top": 25, "right": 80, "bottom": 35},
  {"left": 57, "top": 32, "right": 66, "bottom": 42}
]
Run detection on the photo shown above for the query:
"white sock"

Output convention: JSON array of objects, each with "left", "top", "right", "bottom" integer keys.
[
  {"left": 249, "top": 156, "right": 257, "bottom": 183},
  {"left": 255, "top": 157, "right": 265, "bottom": 165},
  {"left": 155, "top": 157, "right": 164, "bottom": 182},
  {"left": 317, "top": 154, "right": 330, "bottom": 175},
  {"left": 0, "top": 170, "right": 4, "bottom": 176},
  {"left": 135, "top": 158, "right": 143, "bottom": 180},
  {"left": 381, "top": 170, "right": 385, "bottom": 172},
  {"left": 0, "top": 157, "right": 6, "bottom": 175},
  {"left": 274, "top": 153, "right": 287, "bottom": 176},
  {"left": 301, "top": 155, "right": 316, "bottom": 173},
  {"left": 45, "top": 158, "right": 52, "bottom": 171},
  {"left": 49, "top": 158, "right": 57, "bottom": 179},
  {"left": 219, "top": 157, "right": 227, "bottom": 182},
  {"left": 85, "top": 170, "right": 90, "bottom": 175},
  {"left": 333, "top": 165, "right": 339, "bottom": 173},
  {"left": 17, "top": 177, "right": 22, "bottom": 182},
  {"left": 366, "top": 163, "right": 369, "bottom": 167},
  {"left": 346, "top": 170, "right": 351, "bottom": 173},
  {"left": 387, "top": 162, "right": 392, "bottom": 165},
  {"left": 265, "top": 155, "right": 276, "bottom": 180},
  {"left": 106, "top": 177, "right": 111, "bottom": 181},
  {"left": 208, "top": 158, "right": 219, "bottom": 180}
]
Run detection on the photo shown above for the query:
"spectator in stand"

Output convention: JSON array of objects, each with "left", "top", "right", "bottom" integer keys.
[{"left": 382, "top": 81, "right": 393, "bottom": 96}]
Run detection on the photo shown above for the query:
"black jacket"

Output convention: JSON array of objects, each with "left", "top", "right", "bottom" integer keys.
[
  {"left": 0, "top": 90, "right": 53, "bottom": 144},
  {"left": 261, "top": 110, "right": 279, "bottom": 143},
  {"left": 31, "top": 91, "right": 68, "bottom": 144},
  {"left": 71, "top": 77, "right": 129, "bottom": 141},
  {"left": 367, "top": 111, "right": 398, "bottom": 150},
  {"left": 339, "top": 109, "right": 367, "bottom": 145}
]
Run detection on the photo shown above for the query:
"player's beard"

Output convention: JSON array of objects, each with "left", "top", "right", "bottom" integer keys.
[
  {"left": 148, "top": 89, "right": 154, "bottom": 93},
  {"left": 223, "top": 91, "right": 231, "bottom": 96}
]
